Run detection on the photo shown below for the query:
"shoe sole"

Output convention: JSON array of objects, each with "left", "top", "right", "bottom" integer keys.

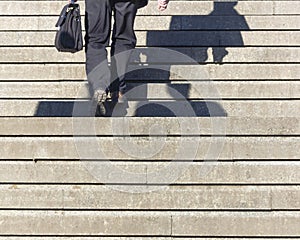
[{"left": 96, "top": 92, "right": 107, "bottom": 116}]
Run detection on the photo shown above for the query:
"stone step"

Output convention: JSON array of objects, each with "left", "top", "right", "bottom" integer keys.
[
  {"left": 1, "top": 64, "right": 299, "bottom": 80},
  {"left": 0, "top": 1, "right": 298, "bottom": 16},
  {"left": 172, "top": 212, "right": 300, "bottom": 236},
  {"left": 0, "top": 210, "right": 170, "bottom": 235},
  {"left": 4, "top": 238, "right": 166, "bottom": 240},
  {"left": 1, "top": 16, "right": 299, "bottom": 30},
  {"left": 0, "top": 136, "right": 298, "bottom": 160},
  {"left": 1, "top": 161, "right": 300, "bottom": 184},
  {"left": 0, "top": 239, "right": 295, "bottom": 240},
  {"left": 0, "top": 81, "right": 298, "bottom": 99},
  {"left": 0, "top": 117, "right": 298, "bottom": 136},
  {"left": 1, "top": 31, "right": 299, "bottom": 46},
  {"left": 0, "top": 238, "right": 171, "bottom": 240},
  {"left": 0, "top": 210, "right": 299, "bottom": 236},
  {"left": 0, "top": 185, "right": 299, "bottom": 210},
  {"left": 0, "top": 100, "right": 298, "bottom": 117},
  {"left": 1, "top": 47, "right": 299, "bottom": 63}
]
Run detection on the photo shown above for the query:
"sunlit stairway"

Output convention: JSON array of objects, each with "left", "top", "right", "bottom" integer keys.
[{"left": 0, "top": 0, "right": 299, "bottom": 238}]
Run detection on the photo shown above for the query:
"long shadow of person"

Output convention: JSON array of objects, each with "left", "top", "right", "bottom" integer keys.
[
  {"left": 122, "top": 0, "right": 249, "bottom": 117},
  {"left": 163, "top": 1, "right": 249, "bottom": 63},
  {"left": 188, "top": 1, "right": 250, "bottom": 63}
]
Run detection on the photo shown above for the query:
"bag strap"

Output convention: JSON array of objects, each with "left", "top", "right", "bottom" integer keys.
[
  {"left": 55, "top": 3, "right": 80, "bottom": 28},
  {"left": 55, "top": 4, "right": 69, "bottom": 27}
]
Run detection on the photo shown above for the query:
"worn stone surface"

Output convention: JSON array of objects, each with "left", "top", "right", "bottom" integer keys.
[
  {"left": 1, "top": 47, "right": 299, "bottom": 63},
  {"left": 0, "top": 185, "right": 272, "bottom": 209},
  {"left": 272, "top": 186, "right": 300, "bottom": 209},
  {"left": 1, "top": 210, "right": 300, "bottom": 236},
  {"left": 0, "top": 136, "right": 298, "bottom": 160},
  {"left": 172, "top": 211, "right": 300, "bottom": 236},
  {"left": 0, "top": 99, "right": 298, "bottom": 117},
  {"left": 0, "top": 81, "right": 299, "bottom": 99},
  {"left": 1, "top": 16, "right": 299, "bottom": 31},
  {"left": 0, "top": 31, "right": 299, "bottom": 46},
  {"left": 0, "top": 238, "right": 298, "bottom": 240},
  {"left": 1, "top": 64, "right": 300, "bottom": 80},
  {"left": 0, "top": 211, "right": 171, "bottom": 235},
  {"left": 0, "top": 1, "right": 287, "bottom": 16},
  {"left": 1, "top": 161, "right": 300, "bottom": 185},
  {"left": 1, "top": 1, "right": 299, "bottom": 16},
  {"left": 0, "top": 117, "right": 298, "bottom": 136}
]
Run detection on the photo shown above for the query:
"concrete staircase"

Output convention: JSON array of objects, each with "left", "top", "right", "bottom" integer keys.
[{"left": 0, "top": 0, "right": 299, "bottom": 237}]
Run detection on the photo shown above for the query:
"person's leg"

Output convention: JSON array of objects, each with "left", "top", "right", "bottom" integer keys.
[
  {"left": 85, "top": 0, "right": 112, "bottom": 94},
  {"left": 110, "top": 0, "right": 137, "bottom": 96}
]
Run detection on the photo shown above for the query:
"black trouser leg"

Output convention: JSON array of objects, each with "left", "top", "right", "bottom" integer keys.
[
  {"left": 85, "top": 0, "right": 112, "bottom": 94},
  {"left": 110, "top": 0, "right": 137, "bottom": 94},
  {"left": 85, "top": 0, "right": 137, "bottom": 95}
]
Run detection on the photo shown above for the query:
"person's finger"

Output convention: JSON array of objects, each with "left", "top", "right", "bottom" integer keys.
[
  {"left": 158, "top": 6, "right": 167, "bottom": 11},
  {"left": 158, "top": 4, "right": 167, "bottom": 11},
  {"left": 158, "top": 0, "right": 167, "bottom": 4},
  {"left": 158, "top": 0, "right": 168, "bottom": 11},
  {"left": 158, "top": 0, "right": 168, "bottom": 6}
]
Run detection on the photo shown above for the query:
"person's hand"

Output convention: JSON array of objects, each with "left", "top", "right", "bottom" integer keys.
[{"left": 158, "top": 0, "right": 169, "bottom": 11}]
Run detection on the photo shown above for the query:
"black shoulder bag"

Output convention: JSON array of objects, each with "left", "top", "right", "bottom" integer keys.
[{"left": 55, "top": 3, "right": 83, "bottom": 53}]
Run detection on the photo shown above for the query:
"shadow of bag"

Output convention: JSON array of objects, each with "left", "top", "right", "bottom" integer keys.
[{"left": 55, "top": 3, "right": 83, "bottom": 53}]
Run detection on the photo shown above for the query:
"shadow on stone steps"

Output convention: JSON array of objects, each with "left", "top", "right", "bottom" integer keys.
[{"left": 34, "top": 100, "right": 227, "bottom": 117}]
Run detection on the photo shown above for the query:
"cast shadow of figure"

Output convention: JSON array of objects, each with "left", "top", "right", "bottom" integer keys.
[
  {"left": 124, "top": 0, "right": 249, "bottom": 117},
  {"left": 34, "top": 1, "right": 248, "bottom": 117},
  {"left": 182, "top": 1, "right": 250, "bottom": 63},
  {"left": 209, "top": 1, "right": 249, "bottom": 62},
  {"left": 144, "top": 1, "right": 249, "bottom": 63}
]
